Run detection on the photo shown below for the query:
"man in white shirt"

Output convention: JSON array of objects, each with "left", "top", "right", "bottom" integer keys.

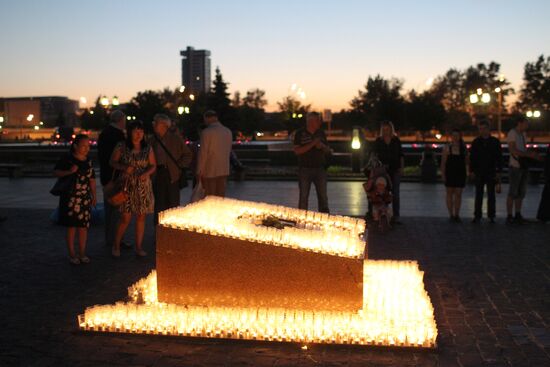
[
  {"left": 506, "top": 117, "right": 541, "bottom": 224},
  {"left": 196, "top": 110, "right": 233, "bottom": 197}
]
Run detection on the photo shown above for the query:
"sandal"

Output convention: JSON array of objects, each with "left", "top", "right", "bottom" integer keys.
[
  {"left": 79, "top": 256, "right": 90, "bottom": 264},
  {"left": 135, "top": 249, "right": 147, "bottom": 257},
  {"left": 111, "top": 247, "right": 120, "bottom": 258},
  {"left": 69, "top": 257, "right": 80, "bottom": 265}
]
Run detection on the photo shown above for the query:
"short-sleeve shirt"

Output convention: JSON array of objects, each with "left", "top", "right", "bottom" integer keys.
[
  {"left": 293, "top": 128, "right": 328, "bottom": 168},
  {"left": 54, "top": 153, "right": 96, "bottom": 180},
  {"left": 507, "top": 128, "right": 526, "bottom": 168}
]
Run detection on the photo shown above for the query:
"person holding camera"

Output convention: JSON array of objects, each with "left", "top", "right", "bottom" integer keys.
[{"left": 506, "top": 117, "right": 542, "bottom": 224}]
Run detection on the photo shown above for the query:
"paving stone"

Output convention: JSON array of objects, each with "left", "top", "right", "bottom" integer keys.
[{"left": 1, "top": 187, "right": 550, "bottom": 366}]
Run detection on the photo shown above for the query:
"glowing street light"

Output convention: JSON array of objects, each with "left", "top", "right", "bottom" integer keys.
[
  {"left": 185, "top": 107, "right": 190, "bottom": 114},
  {"left": 494, "top": 87, "right": 501, "bottom": 93},
  {"left": 351, "top": 134, "right": 361, "bottom": 150},
  {"left": 39, "top": 121, "right": 44, "bottom": 126},
  {"left": 189, "top": 94, "right": 195, "bottom": 101},
  {"left": 481, "top": 93, "right": 491, "bottom": 103},
  {"left": 0, "top": 116, "right": 4, "bottom": 123},
  {"left": 476, "top": 88, "right": 483, "bottom": 95},
  {"left": 112, "top": 96, "right": 120, "bottom": 106},
  {"left": 526, "top": 110, "right": 541, "bottom": 118},
  {"left": 27, "top": 114, "right": 34, "bottom": 122},
  {"left": 177, "top": 106, "right": 185, "bottom": 115},
  {"left": 34, "top": 125, "right": 39, "bottom": 130},
  {"left": 469, "top": 94, "right": 479, "bottom": 104},
  {"left": 100, "top": 96, "right": 109, "bottom": 106},
  {"left": 179, "top": 85, "right": 186, "bottom": 93}
]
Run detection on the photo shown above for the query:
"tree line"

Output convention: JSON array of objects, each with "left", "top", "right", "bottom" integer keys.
[{"left": 81, "top": 55, "right": 550, "bottom": 136}]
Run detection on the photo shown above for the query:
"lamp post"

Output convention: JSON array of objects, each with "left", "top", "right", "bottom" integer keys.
[
  {"left": 351, "top": 127, "right": 363, "bottom": 173},
  {"left": 526, "top": 110, "right": 541, "bottom": 119},
  {"left": 494, "top": 87, "right": 502, "bottom": 138},
  {"left": 469, "top": 88, "right": 491, "bottom": 128}
]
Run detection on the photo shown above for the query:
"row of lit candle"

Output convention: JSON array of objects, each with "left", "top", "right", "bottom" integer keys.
[
  {"left": 79, "top": 260, "right": 437, "bottom": 348},
  {"left": 158, "top": 196, "right": 366, "bottom": 259}
]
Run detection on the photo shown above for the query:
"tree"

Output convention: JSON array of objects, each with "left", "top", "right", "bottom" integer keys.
[
  {"left": 277, "top": 95, "right": 311, "bottom": 133},
  {"left": 243, "top": 89, "right": 268, "bottom": 110},
  {"left": 126, "top": 90, "right": 169, "bottom": 132},
  {"left": 350, "top": 75, "right": 406, "bottom": 130},
  {"left": 234, "top": 89, "right": 268, "bottom": 135},
  {"left": 516, "top": 55, "right": 550, "bottom": 112},
  {"left": 207, "top": 67, "right": 237, "bottom": 132},
  {"left": 430, "top": 68, "right": 465, "bottom": 111},
  {"left": 80, "top": 96, "right": 109, "bottom": 130},
  {"left": 405, "top": 90, "right": 446, "bottom": 131}
]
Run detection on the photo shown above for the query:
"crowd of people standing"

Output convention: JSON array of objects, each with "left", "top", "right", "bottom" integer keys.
[
  {"left": 51, "top": 109, "right": 550, "bottom": 264},
  {"left": 53, "top": 110, "right": 232, "bottom": 264}
]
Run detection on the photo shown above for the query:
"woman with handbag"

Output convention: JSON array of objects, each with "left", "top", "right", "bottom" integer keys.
[
  {"left": 53, "top": 134, "right": 97, "bottom": 265},
  {"left": 109, "top": 121, "right": 156, "bottom": 258}
]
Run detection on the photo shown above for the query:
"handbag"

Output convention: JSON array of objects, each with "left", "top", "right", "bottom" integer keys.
[
  {"left": 104, "top": 170, "right": 128, "bottom": 207},
  {"left": 50, "top": 174, "right": 76, "bottom": 196},
  {"left": 154, "top": 134, "right": 188, "bottom": 189}
]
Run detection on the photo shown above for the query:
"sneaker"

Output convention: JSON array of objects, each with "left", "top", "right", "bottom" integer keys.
[
  {"left": 506, "top": 215, "right": 514, "bottom": 225},
  {"left": 112, "top": 247, "right": 120, "bottom": 258},
  {"left": 135, "top": 249, "right": 147, "bottom": 257},
  {"left": 79, "top": 256, "right": 90, "bottom": 264},
  {"left": 69, "top": 257, "right": 80, "bottom": 265},
  {"left": 514, "top": 213, "right": 525, "bottom": 225}
]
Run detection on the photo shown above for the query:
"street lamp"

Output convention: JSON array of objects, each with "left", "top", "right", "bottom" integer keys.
[
  {"left": 112, "top": 96, "right": 120, "bottom": 106},
  {"left": 178, "top": 106, "right": 185, "bottom": 115},
  {"left": 526, "top": 110, "right": 541, "bottom": 118},
  {"left": 100, "top": 96, "right": 109, "bottom": 107}
]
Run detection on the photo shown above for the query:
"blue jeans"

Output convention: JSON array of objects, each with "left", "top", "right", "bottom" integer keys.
[
  {"left": 298, "top": 167, "right": 329, "bottom": 213},
  {"left": 390, "top": 171, "right": 401, "bottom": 218}
]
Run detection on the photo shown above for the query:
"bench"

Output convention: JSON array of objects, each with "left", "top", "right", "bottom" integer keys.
[{"left": 0, "top": 163, "right": 24, "bottom": 178}]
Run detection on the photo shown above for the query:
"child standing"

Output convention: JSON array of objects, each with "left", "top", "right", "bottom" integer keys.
[
  {"left": 54, "top": 134, "right": 97, "bottom": 264},
  {"left": 368, "top": 176, "right": 393, "bottom": 230}
]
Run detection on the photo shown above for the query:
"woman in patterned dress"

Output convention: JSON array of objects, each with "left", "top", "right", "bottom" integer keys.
[
  {"left": 54, "top": 134, "right": 97, "bottom": 265},
  {"left": 110, "top": 121, "right": 156, "bottom": 257}
]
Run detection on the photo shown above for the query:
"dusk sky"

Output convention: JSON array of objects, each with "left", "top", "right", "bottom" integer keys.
[{"left": 1, "top": 0, "right": 549, "bottom": 111}]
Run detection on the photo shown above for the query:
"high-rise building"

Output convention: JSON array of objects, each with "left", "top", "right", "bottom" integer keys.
[{"left": 180, "top": 46, "right": 211, "bottom": 94}]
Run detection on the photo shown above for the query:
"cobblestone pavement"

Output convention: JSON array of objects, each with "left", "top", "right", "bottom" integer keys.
[{"left": 0, "top": 202, "right": 549, "bottom": 365}]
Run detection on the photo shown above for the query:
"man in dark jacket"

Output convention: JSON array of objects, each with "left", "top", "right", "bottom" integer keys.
[
  {"left": 97, "top": 110, "right": 126, "bottom": 247},
  {"left": 469, "top": 120, "right": 503, "bottom": 223},
  {"left": 293, "top": 112, "right": 331, "bottom": 213}
]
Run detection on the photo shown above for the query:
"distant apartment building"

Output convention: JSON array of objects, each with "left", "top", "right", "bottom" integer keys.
[
  {"left": 0, "top": 96, "right": 79, "bottom": 127},
  {"left": 180, "top": 46, "right": 211, "bottom": 94}
]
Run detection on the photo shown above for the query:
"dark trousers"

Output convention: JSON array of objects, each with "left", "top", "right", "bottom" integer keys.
[
  {"left": 298, "top": 167, "right": 329, "bottom": 213},
  {"left": 153, "top": 166, "right": 180, "bottom": 225},
  {"left": 102, "top": 186, "right": 121, "bottom": 246},
  {"left": 474, "top": 176, "right": 496, "bottom": 219}
]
